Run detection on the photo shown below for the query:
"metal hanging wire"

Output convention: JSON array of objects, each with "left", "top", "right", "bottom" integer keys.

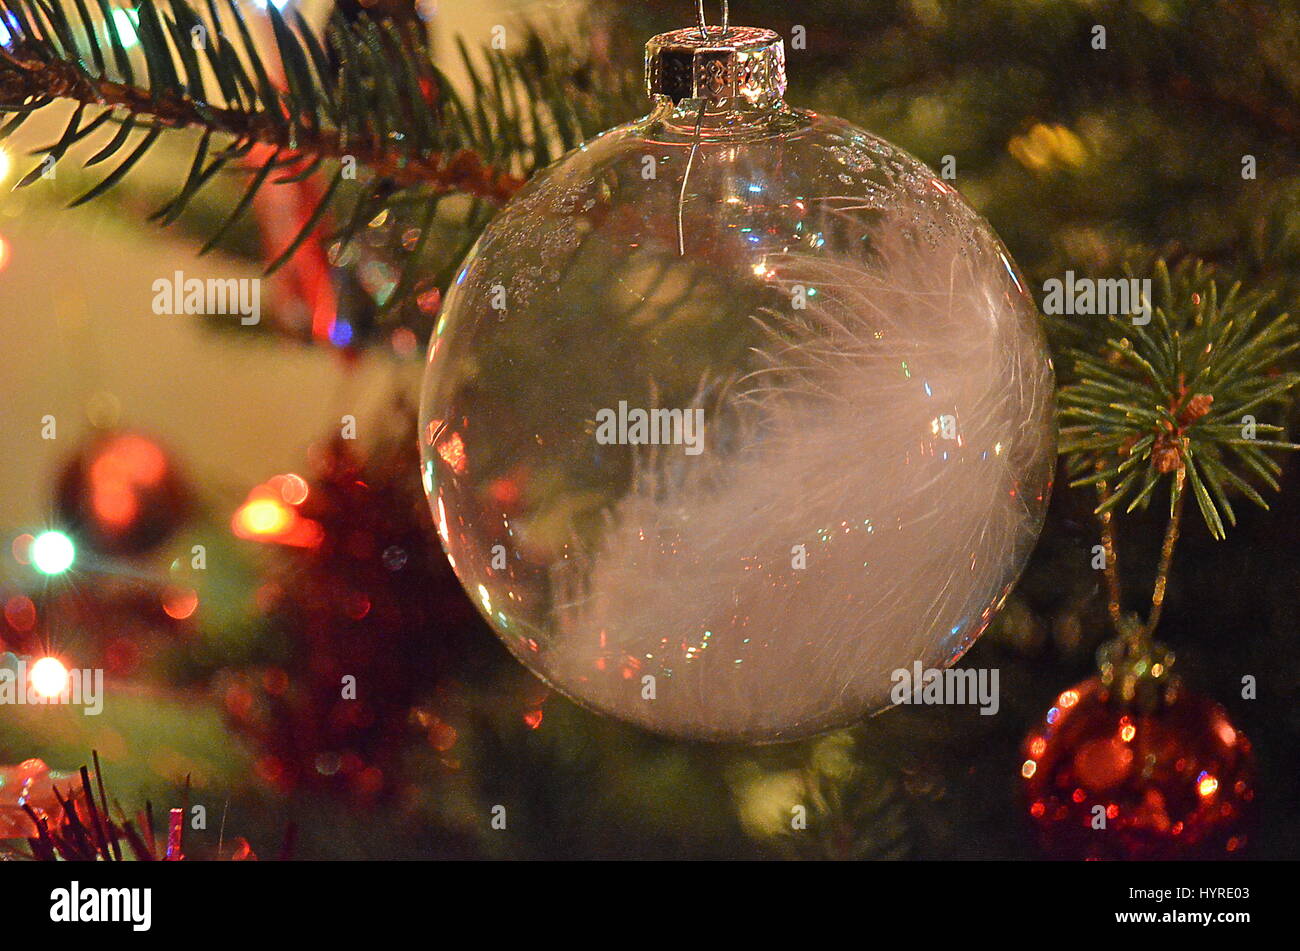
[
  {"left": 697, "top": 1, "right": 730, "bottom": 38},
  {"left": 680, "top": 2, "right": 732, "bottom": 254}
]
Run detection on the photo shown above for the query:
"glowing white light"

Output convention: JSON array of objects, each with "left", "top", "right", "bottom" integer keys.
[
  {"left": 29, "top": 657, "right": 69, "bottom": 698},
  {"left": 30, "top": 531, "right": 75, "bottom": 575}
]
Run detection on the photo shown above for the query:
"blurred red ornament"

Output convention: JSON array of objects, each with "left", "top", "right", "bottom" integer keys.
[
  {"left": 1022, "top": 676, "right": 1254, "bottom": 859},
  {"left": 55, "top": 431, "right": 189, "bottom": 556}
]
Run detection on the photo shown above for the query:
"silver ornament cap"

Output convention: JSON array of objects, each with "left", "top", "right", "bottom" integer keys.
[{"left": 645, "top": 26, "right": 787, "bottom": 105}]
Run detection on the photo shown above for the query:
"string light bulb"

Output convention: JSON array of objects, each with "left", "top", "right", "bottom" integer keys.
[
  {"left": 29, "top": 530, "right": 76, "bottom": 575},
  {"left": 29, "top": 656, "right": 70, "bottom": 698}
]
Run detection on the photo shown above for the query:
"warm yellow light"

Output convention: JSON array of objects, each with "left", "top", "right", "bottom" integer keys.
[
  {"left": 1008, "top": 122, "right": 1087, "bottom": 172},
  {"left": 29, "top": 656, "right": 70, "bottom": 698},
  {"left": 238, "top": 498, "right": 293, "bottom": 536},
  {"left": 0, "top": 147, "right": 11, "bottom": 182},
  {"left": 1198, "top": 774, "right": 1219, "bottom": 798}
]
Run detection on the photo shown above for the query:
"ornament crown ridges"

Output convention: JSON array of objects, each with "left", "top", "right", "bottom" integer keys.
[
  {"left": 1096, "top": 619, "right": 1178, "bottom": 712},
  {"left": 645, "top": 26, "right": 787, "bottom": 105}
]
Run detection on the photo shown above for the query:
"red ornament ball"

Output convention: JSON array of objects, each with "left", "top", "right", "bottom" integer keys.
[
  {"left": 55, "top": 431, "right": 188, "bottom": 556},
  {"left": 1021, "top": 677, "right": 1254, "bottom": 859}
]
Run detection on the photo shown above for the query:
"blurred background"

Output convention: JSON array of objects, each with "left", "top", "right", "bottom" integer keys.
[{"left": 1, "top": 0, "right": 1298, "bottom": 859}]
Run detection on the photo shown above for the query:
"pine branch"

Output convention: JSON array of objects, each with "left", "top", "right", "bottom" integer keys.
[
  {"left": 1055, "top": 259, "right": 1300, "bottom": 539},
  {"left": 2, "top": 42, "right": 519, "bottom": 197},
  {"left": 0, "top": 0, "right": 639, "bottom": 305}
]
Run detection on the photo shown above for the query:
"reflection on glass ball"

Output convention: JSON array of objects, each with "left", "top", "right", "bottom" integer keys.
[{"left": 420, "top": 95, "right": 1055, "bottom": 742}]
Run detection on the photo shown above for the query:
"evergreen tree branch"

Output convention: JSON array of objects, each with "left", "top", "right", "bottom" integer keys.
[
  {"left": 0, "top": 0, "right": 640, "bottom": 303},
  {"left": 0, "top": 46, "right": 520, "bottom": 198},
  {"left": 1056, "top": 259, "right": 1300, "bottom": 539}
]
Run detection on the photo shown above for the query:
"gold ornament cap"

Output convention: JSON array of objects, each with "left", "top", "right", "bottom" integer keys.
[
  {"left": 1096, "top": 624, "right": 1179, "bottom": 713},
  {"left": 645, "top": 26, "right": 787, "bottom": 105}
]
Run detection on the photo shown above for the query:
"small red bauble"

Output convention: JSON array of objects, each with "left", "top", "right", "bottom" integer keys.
[
  {"left": 1022, "top": 676, "right": 1254, "bottom": 859},
  {"left": 55, "top": 431, "right": 188, "bottom": 556}
]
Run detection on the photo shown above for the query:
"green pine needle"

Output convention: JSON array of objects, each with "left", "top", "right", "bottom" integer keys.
[
  {"left": 1055, "top": 259, "right": 1300, "bottom": 539},
  {"left": 0, "top": 0, "right": 639, "bottom": 314}
]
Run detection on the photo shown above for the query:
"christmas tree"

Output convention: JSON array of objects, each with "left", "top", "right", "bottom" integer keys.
[{"left": 1, "top": 0, "right": 1298, "bottom": 868}]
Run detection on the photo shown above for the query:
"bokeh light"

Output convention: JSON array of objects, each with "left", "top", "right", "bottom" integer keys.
[
  {"left": 30, "top": 530, "right": 76, "bottom": 575},
  {"left": 232, "top": 478, "right": 323, "bottom": 547},
  {"left": 29, "top": 656, "right": 70, "bottom": 698},
  {"left": 235, "top": 498, "right": 294, "bottom": 537},
  {"left": 162, "top": 586, "right": 199, "bottom": 620},
  {"left": 88, "top": 432, "right": 170, "bottom": 529},
  {"left": 3, "top": 595, "right": 36, "bottom": 632},
  {"left": 11, "top": 533, "right": 34, "bottom": 564}
]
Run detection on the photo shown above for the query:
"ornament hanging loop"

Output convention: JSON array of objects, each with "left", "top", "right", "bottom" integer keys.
[{"left": 696, "top": 1, "right": 730, "bottom": 39}]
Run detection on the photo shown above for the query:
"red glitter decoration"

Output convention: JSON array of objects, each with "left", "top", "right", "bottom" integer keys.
[
  {"left": 224, "top": 413, "right": 480, "bottom": 803},
  {"left": 0, "top": 758, "right": 81, "bottom": 839},
  {"left": 164, "top": 807, "right": 185, "bottom": 860},
  {"left": 1022, "top": 677, "right": 1255, "bottom": 859},
  {"left": 18, "top": 752, "right": 267, "bottom": 861}
]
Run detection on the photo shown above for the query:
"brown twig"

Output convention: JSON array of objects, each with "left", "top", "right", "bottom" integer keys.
[
  {"left": 1095, "top": 458, "right": 1189, "bottom": 647},
  {"left": 1145, "top": 466, "right": 1187, "bottom": 638},
  {"left": 1094, "top": 473, "right": 1126, "bottom": 639},
  {"left": 0, "top": 47, "right": 524, "bottom": 202}
]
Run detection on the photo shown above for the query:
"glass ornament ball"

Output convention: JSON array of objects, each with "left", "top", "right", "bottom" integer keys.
[{"left": 419, "top": 27, "right": 1056, "bottom": 742}]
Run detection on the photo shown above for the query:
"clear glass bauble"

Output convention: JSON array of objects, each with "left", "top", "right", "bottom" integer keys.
[{"left": 420, "top": 94, "right": 1056, "bottom": 742}]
